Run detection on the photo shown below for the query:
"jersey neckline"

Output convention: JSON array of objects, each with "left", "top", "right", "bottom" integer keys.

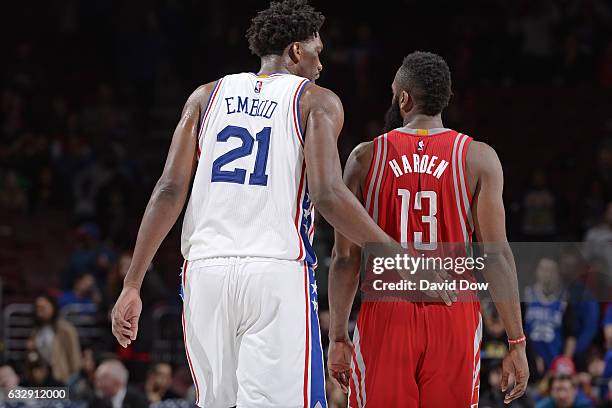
[
  {"left": 248, "top": 72, "right": 290, "bottom": 78},
  {"left": 394, "top": 127, "right": 452, "bottom": 136}
]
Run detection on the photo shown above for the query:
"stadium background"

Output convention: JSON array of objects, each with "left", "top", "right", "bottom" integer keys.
[{"left": 1, "top": 0, "right": 611, "bottom": 406}]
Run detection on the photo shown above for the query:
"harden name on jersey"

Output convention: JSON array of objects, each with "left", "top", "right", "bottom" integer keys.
[{"left": 388, "top": 152, "right": 450, "bottom": 179}]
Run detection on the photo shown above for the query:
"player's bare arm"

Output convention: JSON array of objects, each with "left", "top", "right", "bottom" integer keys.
[
  {"left": 468, "top": 140, "right": 529, "bottom": 403},
  {"left": 301, "top": 84, "right": 393, "bottom": 247},
  {"left": 325, "top": 142, "right": 372, "bottom": 392},
  {"left": 111, "top": 82, "right": 216, "bottom": 348}
]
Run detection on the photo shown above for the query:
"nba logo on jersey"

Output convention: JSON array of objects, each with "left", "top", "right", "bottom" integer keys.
[
  {"left": 417, "top": 139, "right": 425, "bottom": 151},
  {"left": 254, "top": 80, "right": 263, "bottom": 93}
]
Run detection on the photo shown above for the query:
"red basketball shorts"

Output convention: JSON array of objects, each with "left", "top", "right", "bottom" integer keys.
[{"left": 349, "top": 301, "right": 482, "bottom": 408}]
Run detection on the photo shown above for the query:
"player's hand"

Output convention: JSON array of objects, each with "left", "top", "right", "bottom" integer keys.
[
  {"left": 501, "top": 342, "right": 529, "bottom": 404},
  {"left": 420, "top": 269, "right": 457, "bottom": 306},
  {"left": 328, "top": 338, "right": 353, "bottom": 393},
  {"left": 111, "top": 286, "right": 142, "bottom": 348}
]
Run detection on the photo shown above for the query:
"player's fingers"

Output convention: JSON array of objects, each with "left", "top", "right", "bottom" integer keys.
[
  {"left": 113, "top": 313, "right": 131, "bottom": 330},
  {"left": 129, "top": 316, "right": 139, "bottom": 341},
  {"left": 504, "top": 387, "right": 525, "bottom": 404},
  {"left": 340, "top": 371, "right": 350, "bottom": 392},
  {"left": 118, "top": 327, "right": 132, "bottom": 337},
  {"left": 330, "top": 371, "right": 348, "bottom": 393},
  {"left": 114, "top": 333, "right": 131, "bottom": 348},
  {"left": 505, "top": 377, "right": 527, "bottom": 402},
  {"left": 111, "top": 321, "right": 131, "bottom": 347},
  {"left": 429, "top": 270, "right": 456, "bottom": 304},
  {"left": 435, "top": 288, "right": 452, "bottom": 306},
  {"left": 435, "top": 270, "right": 458, "bottom": 302},
  {"left": 505, "top": 387, "right": 526, "bottom": 403},
  {"left": 500, "top": 370, "right": 510, "bottom": 392}
]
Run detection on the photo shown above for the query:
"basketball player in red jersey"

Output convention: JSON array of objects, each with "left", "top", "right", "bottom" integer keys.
[{"left": 327, "top": 52, "right": 529, "bottom": 407}]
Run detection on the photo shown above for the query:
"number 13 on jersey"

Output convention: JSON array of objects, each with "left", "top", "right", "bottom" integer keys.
[{"left": 397, "top": 189, "right": 438, "bottom": 250}]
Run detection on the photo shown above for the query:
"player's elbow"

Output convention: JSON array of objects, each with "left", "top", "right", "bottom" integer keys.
[
  {"left": 153, "top": 177, "right": 186, "bottom": 202},
  {"left": 309, "top": 182, "right": 342, "bottom": 214}
]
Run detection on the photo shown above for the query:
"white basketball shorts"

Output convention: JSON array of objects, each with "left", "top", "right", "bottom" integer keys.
[{"left": 180, "top": 257, "right": 327, "bottom": 408}]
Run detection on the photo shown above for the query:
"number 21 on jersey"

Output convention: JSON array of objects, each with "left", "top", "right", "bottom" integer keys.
[
  {"left": 211, "top": 125, "right": 270, "bottom": 186},
  {"left": 397, "top": 189, "right": 438, "bottom": 250}
]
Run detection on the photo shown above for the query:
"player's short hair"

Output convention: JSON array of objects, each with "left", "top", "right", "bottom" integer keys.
[
  {"left": 246, "top": 0, "right": 325, "bottom": 57},
  {"left": 396, "top": 51, "right": 452, "bottom": 116}
]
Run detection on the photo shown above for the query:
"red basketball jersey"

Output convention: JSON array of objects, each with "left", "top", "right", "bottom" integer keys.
[{"left": 363, "top": 127, "right": 473, "bottom": 247}]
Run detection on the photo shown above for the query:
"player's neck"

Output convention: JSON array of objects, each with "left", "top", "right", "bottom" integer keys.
[
  {"left": 258, "top": 56, "right": 292, "bottom": 76},
  {"left": 402, "top": 113, "right": 444, "bottom": 130}
]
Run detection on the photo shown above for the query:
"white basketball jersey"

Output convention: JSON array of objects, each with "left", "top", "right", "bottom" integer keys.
[{"left": 181, "top": 72, "right": 317, "bottom": 266}]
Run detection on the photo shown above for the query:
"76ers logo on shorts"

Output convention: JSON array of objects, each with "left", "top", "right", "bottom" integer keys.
[{"left": 254, "top": 80, "right": 263, "bottom": 93}]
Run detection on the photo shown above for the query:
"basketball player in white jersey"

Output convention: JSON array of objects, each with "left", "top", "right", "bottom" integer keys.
[{"left": 111, "top": 1, "right": 398, "bottom": 407}]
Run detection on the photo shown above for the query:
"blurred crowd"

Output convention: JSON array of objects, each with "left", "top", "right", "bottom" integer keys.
[{"left": 1, "top": 0, "right": 612, "bottom": 406}]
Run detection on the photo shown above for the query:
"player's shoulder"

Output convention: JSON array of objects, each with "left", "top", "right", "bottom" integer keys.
[
  {"left": 186, "top": 79, "right": 223, "bottom": 111},
  {"left": 467, "top": 140, "right": 499, "bottom": 163},
  {"left": 349, "top": 141, "right": 375, "bottom": 163},
  {"left": 466, "top": 139, "right": 502, "bottom": 179},
  {"left": 300, "top": 83, "right": 343, "bottom": 111}
]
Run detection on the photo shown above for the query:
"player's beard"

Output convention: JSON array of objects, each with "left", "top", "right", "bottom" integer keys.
[{"left": 383, "top": 96, "right": 404, "bottom": 132}]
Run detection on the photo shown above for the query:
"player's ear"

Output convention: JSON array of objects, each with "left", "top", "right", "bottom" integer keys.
[
  {"left": 288, "top": 42, "right": 301, "bottom": 64},
  {"left": 399, "top": 90, "right": 412, "bottom": 113}
]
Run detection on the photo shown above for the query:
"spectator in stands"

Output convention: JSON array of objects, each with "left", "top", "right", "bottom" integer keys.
[
  {"left": 603, "top": 304, "right": 612, "bottom": 400},
  {"left": 62, "top": 223, "right": 116, "bottom": 290},
  {"left": 20, "top": 350, "right": 63, "bottom": 388},
  {"left": 144, "top": 362, "right": 180, "bottom": 403},
  {"left": 59, "top": 271, "right": 101, "bottom": 309},
  {"left": 593, "top": 145, "right": 612, "bottom": 197},
  {"left": 91, "top": 359, "right": 148, "bottom": 408},
  {"left": 513, "top": 0, "right": 559, "bottom": 82},
  {"left": 525, "top": 257, "right": 577, "bottom": 375},
  {"left": 70, "top": 347, "right": 98, "bottom": 401},
  {"left": 580, "top": 352, "right": 607, "bottom": 403},
  {"left": 481, "top": 300, "right": 510, "bottom": 359},
  {"left": 547, "top": 356, "right": 594, "bottom": 404},
  {"left": 520, "top": 170, "right": 558, "bottom": 240},
  {"left": 0, "top": 170, "right": 28, "bottom": 212},
  {"left": 582, "top": 180, "right": 608, "bottom": 230},
  {"left": 558, "top": 250, "right": 600, "bottom": 369},
  {"left": 605, "top": 304, "right": 612, "bottom": 350},
  {"left": 29, "top": 294, "right": 82, "bottom": 383},
  {"left": 536, "top": 374, "right": 594, "bottom": 408},
  {"left": 584, "top": 202, "right": 612, "bottom": 277},
  {"left": 105, "top": 250, "right": 166, "bottom": 306},
  {"left": 0, "top": 364, "right": 22, "bottom": 400}
]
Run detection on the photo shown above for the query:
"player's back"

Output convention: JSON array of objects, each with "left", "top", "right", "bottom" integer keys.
[
  {"left": 363, "top": 127, "right": 474, "bottom": 248},
  {"left": 181, "top": 72, "right": 315, "bottom": 264}
]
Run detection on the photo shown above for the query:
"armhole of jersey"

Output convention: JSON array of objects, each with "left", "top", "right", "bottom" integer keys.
[
  {"left": 460, "top": 136, "right": 474, "bottom": 203},
  {"left": 196, "top": 77, "right": 224, "bottom": 158},
  {"left": 363, "top": 134, "right": 385, "bottom": 215},
  {"left": 292, "top": 79, "right": 310, "bottom": 147},
  {"left": 362, "top": 138, "right": 379, "bottom": 195}
]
